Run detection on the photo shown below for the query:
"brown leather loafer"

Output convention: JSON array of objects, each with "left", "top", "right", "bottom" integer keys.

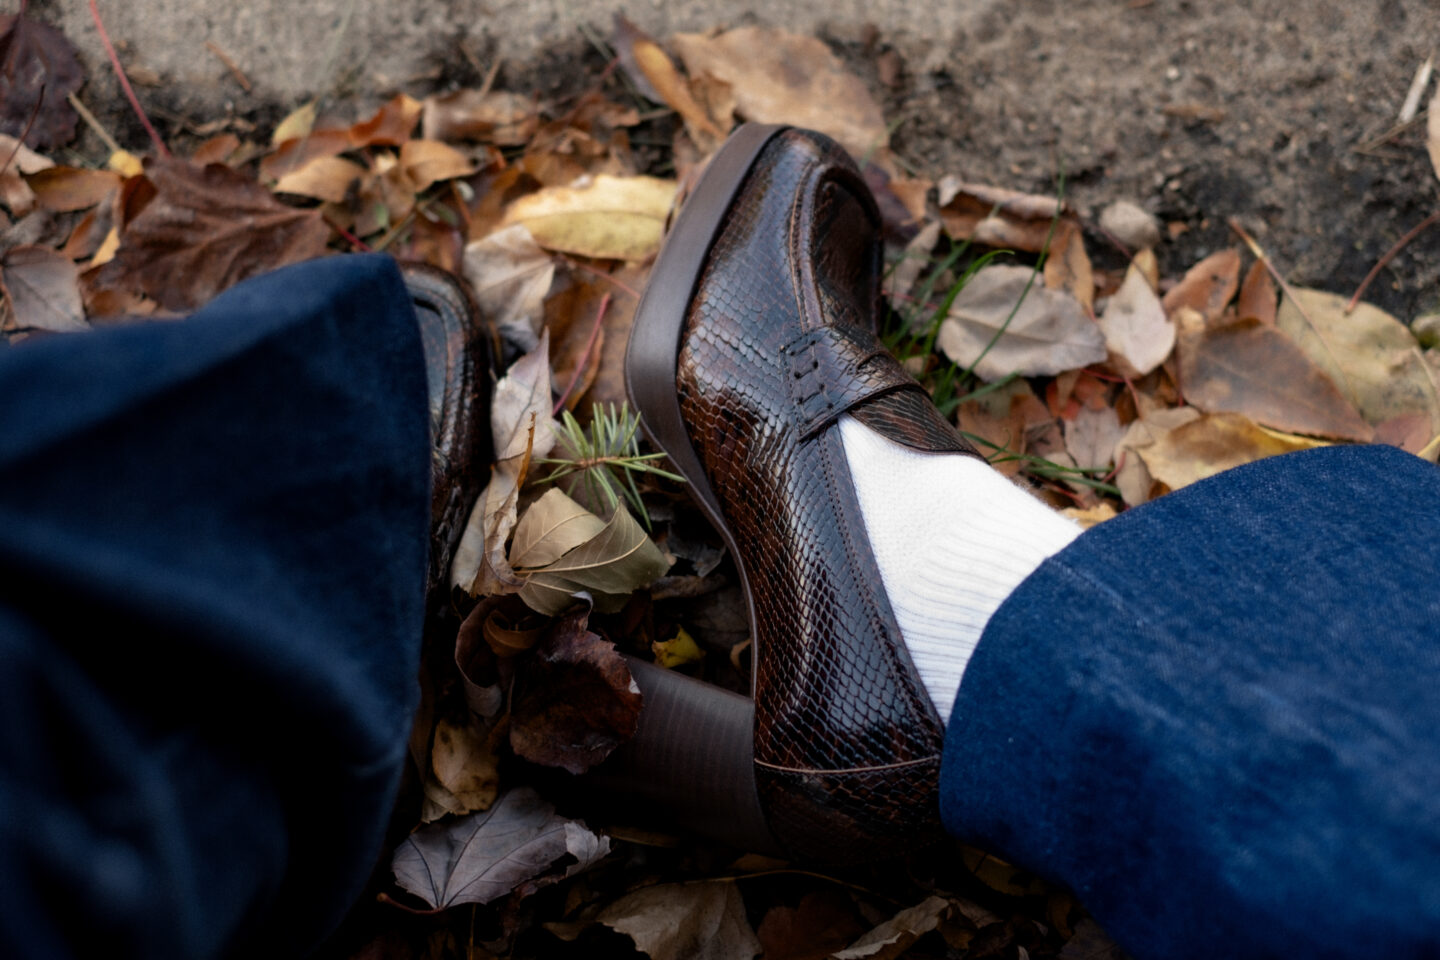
[
  {"left": 611, "top": 126, "right": 983, "bottom": 862},
  {"left": 400, "top": 261, "right": 496, "bottom": 619}
]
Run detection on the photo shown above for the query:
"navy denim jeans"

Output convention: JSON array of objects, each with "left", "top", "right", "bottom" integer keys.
[
  {"left": 942, "top": 445, "right": 1440, "bottom": 958},
  {"left": 2, "top": 255, "right": 1437, "bottom": 958}
]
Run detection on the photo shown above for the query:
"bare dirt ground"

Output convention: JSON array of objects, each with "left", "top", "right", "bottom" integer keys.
[{"left": 59, "top": 0, "right": 1440, "bottom": 323}]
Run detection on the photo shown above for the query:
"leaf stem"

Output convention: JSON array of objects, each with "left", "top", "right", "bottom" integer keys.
[
  {"left": 1345, "top": 208, "right": 1440, "bottom": 313},
  {"left": 552, "top": 293, "right": 609, "bottom": 416},
  {"left": 88, "top": 0, "right": 170, "bottom": 157}
]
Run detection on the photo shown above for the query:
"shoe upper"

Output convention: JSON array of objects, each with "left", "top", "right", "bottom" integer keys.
[{"left": 676, "top": 129, "right": 981, "bottom": 860}]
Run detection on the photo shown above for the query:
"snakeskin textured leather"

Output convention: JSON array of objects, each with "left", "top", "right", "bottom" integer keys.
[{"left": 674, "top": 129, "right": 984, "bottom": 860}]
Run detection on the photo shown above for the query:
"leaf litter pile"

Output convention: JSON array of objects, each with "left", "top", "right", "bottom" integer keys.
[{"left": 5, "top": 7, "right": 1440, "bottom": 959}]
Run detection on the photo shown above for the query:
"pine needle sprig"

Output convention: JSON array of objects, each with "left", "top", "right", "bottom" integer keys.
[{"left": 534, "top": 402, "right": 684, "bottom": 527}]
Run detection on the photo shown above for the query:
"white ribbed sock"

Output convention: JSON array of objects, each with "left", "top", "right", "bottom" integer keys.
[{"left": 838, "top": 415, "right": 1081, "bottom": 724}]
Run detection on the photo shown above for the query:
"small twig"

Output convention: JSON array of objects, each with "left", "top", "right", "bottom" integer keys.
[
  {"left": 67, "top": 93, "right": 123, "bottom": 154},
  {"left": 205, "top": 41, "right": 253, "bottom": 93},
  {"left": 552, "top": 293, "right": 610, "bottom": 415},
  {"left": 88, "top": 0, "right": 170, "bottom": 156},
  {"left": 1346, "top": 209, "right": 1440, "bottom": 312},
  {"left": 323, "top": 215, "right": 372, "bottom": 252},
  {"left": 1399, "top": 53, "right": 1435, "bottom": 125},
  {"left": 477, "top": 58, "right": 503, "bottom": 99},
  {"left": 1, "top": 84, "right": 44, "bottom": 176},
  {"left": 375, "top": 892, "right": 444, "bottom": 916},
  {"left": 1353, "top": 112, "right": 1427, "bottom": 155}
]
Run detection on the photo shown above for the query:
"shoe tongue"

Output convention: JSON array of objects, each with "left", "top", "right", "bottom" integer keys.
[{"left": 848, "top": 388, "right": 981, "bottom": 457}]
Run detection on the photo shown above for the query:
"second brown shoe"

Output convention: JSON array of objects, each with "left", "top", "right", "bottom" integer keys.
[{"left": 608, "top": 126, "right": 984, "bottom": 862}]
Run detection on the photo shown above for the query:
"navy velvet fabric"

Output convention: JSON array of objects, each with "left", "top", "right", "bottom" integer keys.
[
  {"left": 0, "top": 255, "right": 430, "bottom": 958},
  {"left": 942, "top": 445, "right": 1440, "bottom": 958}
]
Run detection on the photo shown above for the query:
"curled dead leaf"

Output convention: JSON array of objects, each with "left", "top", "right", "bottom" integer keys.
[
  {"left": 503, "top": 174, "right": 677, "bottom": 262},
  {"left": 1161, "top": 248, "right": 1240, "bottom": 322},
  {"left": 272, "top": 156, "right": 367, "bottom": 203},
  {"left": 1137, "top": 411, "right": 1327, "bottom": 493},
  {"left": 937, "top": 178, "right": 1067, "bottom": 253},
  {"left": 422, "top": 90, "right": 539, "bottom": 146},
  {"left": 462, "top": 223, "right": 555, "bottom": 352}
]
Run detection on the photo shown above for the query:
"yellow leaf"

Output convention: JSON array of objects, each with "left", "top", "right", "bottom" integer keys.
[
  {"left": 107, "top": 150, "right": 143, "bottom": 178},
  {"left": 652, "top": 628, "right": 705, "bottom": 669},
  {"left": 510, "top": 488, "right": 607, "bottom": 571},
  {"left": 1061, "top": 502, "right": 1119, "bottom": 529},
  {"left": 272, "top": 100, "right": 318, "bottom": 145},
  {"left": 90, "top": 226, "right": 120, "bottom": 267},
  {"left": 503, "top": 174, "right": 677, "bottom": 262}
]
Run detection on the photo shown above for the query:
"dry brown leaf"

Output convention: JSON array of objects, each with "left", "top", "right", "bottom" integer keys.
[
  {"left": 1138, "top": 412, "right": 1327, "bottom": 493},
  {"left": 884, "top": 220, "right": 941, "bottom": 305},
  {"left": 0, "top": 13, "right": 83, "bottom": 149},
  {"left": 1176, "top": 307, "right": 1372, "bottom": 441},
  {"left": 1099, "top": 261, "right": 1175, "bottom": 377},
  {"left": 1161, "top": 248, "right": 1240, "bottom": 322},
  {"left": 350, "top": 93, "right": 421, "bottom": 147},
  {"left": 271, "top": 101, "right": 318, "bottom": 144},
  {"left": 462, "top": 223, "right": 555, "bottom": 352},
  {"left": 510, "top": 488, "right": 608, "bottom": 570},
  {"left": 424, "top": 715, "right": 500, "bottom": 821},
  {"left": 544, "top": 276, "right": 608, "bottom": 410},
  {"left": 757, "top": 892, "right": 866, "bottom": 960},
  {"left": 1, "top": 245, "right": 85, "bottom": 332},
  {"left": 192, "top": 133, "right": 241, "bottom": 166},
  {"left": 272, "top": 156, "right": 367, "bottom": 203},
  {"left": 422, "top": 90, "right": 539, "bottom": 146},
  {"left": 834, "top": 896, "right": 951, "bottom": 960},
  {"left": 399, "top": 139, "right": 477, "bottom": 191},
  {"left": 1044, "top": 221, "right": 1094, "bottom": 310},
  {"left": 672, "top": 27, "right": 888, "bottom": 160},
  {"left": 937, "top": 264, "right": 1107, "bottom": 381},
  {"left": 24, "top": 166, "right": 118, "bottom": 212},
  {"left": 451, "top": 331, "right": 558, "bottom": 596},
  {"left": 1236, "top": 259, "right": 1277, "bottom": 323},
  {"left": 1113, "top": 406, "right": 1203, "bottom": 506},
  {"left": 614, "top": 15, "right": 727, "bottom": 151},
  {"left": 96, "top": 158, "right": 330, "bottom": 311},
  {"left": 585, "top": 263, "right": 650, "bottom": 409},
  {"left": 937, "top": 178, "right": 1067, "bottom": 253},
  {"left": 503, "top": 174, "right": 676, "bottom": 262},
  {"left": 260, "top": 128, "right": 353, "bottom": 181},
  {"left": 1276, "top": 287, "right": 1440, "bottom": 433},
  {"left": 599, "top": 880, "right": 762, "bottom": 960},
  {"left": 0, "top": 170, "right": 33, "bottom": 216},
  {"left": 510, "top": 607, "right": 644, "bottom": 773},
  {"left": 1064, "top": 404, "right": 1125, "bottom": 470},
  {"left": 1061, "top": 502, "right": 1119, "bottom": 529},
  {"left": 516, "top": 498, "right": 670, "bottom": 616}
]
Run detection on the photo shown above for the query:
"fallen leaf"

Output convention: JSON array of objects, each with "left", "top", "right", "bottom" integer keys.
[
  {"left": 260, "top": 128, "right": 353, "bottom": 181},
  {"left": 833, "top": 896, "right": 950, "bottom": 960},
  {"left": 1236, "top": 259, "right": 1276, "bottom": 324},
  {"left": 652, "top": 627, "right": 704, "bottom": 668},
  {"left": 392, "top": 786, "right": 609, "bottom": 909},
  {"left": 0, "top": 133, "right": 52, "bottom": 174},
  {"left": 96, "top": 157, "right": 330, "bottom": 311},
  {"left": 0, "top": 13, "right": 83, "bottom": 149},
  {"left": 1, "top": 244, "right": 85, "bottom": 332},
  {"left": 1044, "top": 221, "right": 1094, "bottom": 309},
  {"left": 1161, "top": 248, "right": 1240, "bottom": 322},
  {"left": 0, "top": 170, "right": 32, "bottom": 215},
  {"left": 1058, "top": 919, "right": 1128, "bottom": 960},
  {"left": 272, "top": 101, "right": 318, "bottom": 144},
  {"left": 503, "top": 174, "right": 676, "bottom": 262},
  {"left": 400, "top": 139, "right": 478, "bottom": 191},
  {"left": 1098, "top": 261, "right": 1175, "bottom": 377},
  {"left": 884, "top": 220, "right": 941, "bottom": 305},
  {"left": 107, "top": 150, "right": 144, "bottom": 179},
  {"left": 191, "top": 133, "right": 241, "bottom": 166},
  {"left": 350, "top": 93, "right": 421, "bottom": 147},
  {"left": 424, "top": 715, "right": 500, "bottom": 821},
  {"left": 510, "top": 487, "right": 608, "bottom": 570},
  {"left": 1113, "top": 405, "right": 1203, "bottom": 506},
  {"left": 614, "top": 15, "right": 726, "bottom": 151},
  {"left": 462, "top": 223, "right": 555, "bottom": 352},
  {"left": 1061, "top": 502, "right": 1119, "bottom": 528},
  {"left": 756, "top": 891, "right": 866, "bottom": 960},
  {"left": 598, "top": 881, "right": 761, "bottom": 960},
  {"left": 1064, "top": 404, "right": 1124, "bottom": 470},
  {"left": 672, "top": 27, "right": 888, "bottom": 160},
  {"left": 1276, "top": 287, "right": 1440, "bottom": 432},
  {"left": 1374, "top": 411, "right": 1435, "bottom": 455},
  {"left": 452, "top": 331, "right": 558, "bottom": 595},
  {"left": 510, "top": 608, "right": 643, "bottom": 773},
  {"left": 272, "top": 155, "right": 367, "bottom": 203},
  {"left": 937, "top": 178, "right": 1067, "bottom": 253},
  {"left": 937, "top": 264, "right": 1107, "bottom": 381},
  {"left": 1176, "top": 307, "right": 1372, "bottom": 441},
  {"left": 1138, "top": 411, "right": 1327, "bottom": 492},
  {"left": 24, "top": 166, "right": 120, "bottom": 212},
  {"left": 517, "top": 500, "right": 670, "bottom": 616},
  {"left": 585, "top": 263, "right": 650, "bottom": 409},
  {"left": 422, "top": 90, "right": 539, "bottom": 146}
]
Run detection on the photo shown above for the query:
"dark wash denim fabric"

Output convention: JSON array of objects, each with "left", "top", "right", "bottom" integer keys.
[
  {"left": 942, "top": 445, "right": 1440, "bottom": 959},
  {"left": 0, "top": 256, "right": 430, "bottom": 958}
]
